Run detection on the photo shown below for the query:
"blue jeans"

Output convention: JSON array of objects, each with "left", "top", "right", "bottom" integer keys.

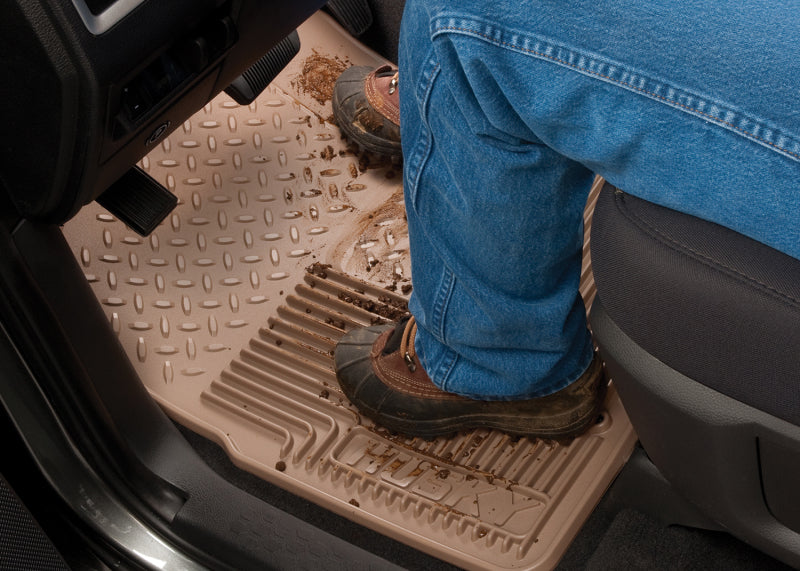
[{"left": 398, "top": 0, "right": 800, "bottom": 399}]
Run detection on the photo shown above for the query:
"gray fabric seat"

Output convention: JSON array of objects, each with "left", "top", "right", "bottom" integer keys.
[
  {"left": 592, "top": 184, "right": 800, "bottom": 425},
  {"left": 589, "top": 183, "right": 800, "bottom": 568}
]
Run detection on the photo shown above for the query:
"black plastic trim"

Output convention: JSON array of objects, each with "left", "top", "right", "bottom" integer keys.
[
  {"left": 758, "top": 433, "right": 800, "bottom": 535},
  {"left": 70, "top": 0, "right": 146, "bottom": 35},
  {"left": 1, "top": 219, "right": 189, "bottom": 524},
  {"left": 591, "top": 296, "right": 800, "bottom": 569},
  {"left": 1, "top": 216, "right": 403, "bottom": 569},
  {"left": 0, "top": 317, "right": 204, "bottom": 570}
]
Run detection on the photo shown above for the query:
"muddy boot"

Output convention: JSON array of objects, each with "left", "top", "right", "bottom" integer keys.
[
  {"left": 334, "top": 316, "right": 607, "bottom": 440},
  {"left": 332, "top": 65, "right": 402, "bottom": 160}
]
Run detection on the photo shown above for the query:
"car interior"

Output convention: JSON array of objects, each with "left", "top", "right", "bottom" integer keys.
[{"left": 1, "top": 1, "right": 798, "bottom": 569}]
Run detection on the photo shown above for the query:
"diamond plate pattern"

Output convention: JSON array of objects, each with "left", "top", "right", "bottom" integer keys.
[{"left": 66, "top": 82, "right": 407, "bottom": 391}]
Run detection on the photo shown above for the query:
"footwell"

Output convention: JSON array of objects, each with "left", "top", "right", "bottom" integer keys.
[{"left": 64, "top": 12, "right": 635, "bottom": 570}]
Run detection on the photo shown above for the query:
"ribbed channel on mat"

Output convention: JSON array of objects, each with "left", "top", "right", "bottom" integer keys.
[{"left": 200, "top": 265, "right": 626, "bottom": 565}]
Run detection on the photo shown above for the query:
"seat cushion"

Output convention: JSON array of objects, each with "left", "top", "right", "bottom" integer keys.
[{"left": 591, "top": 183, "right": 800, "bottom": 425}]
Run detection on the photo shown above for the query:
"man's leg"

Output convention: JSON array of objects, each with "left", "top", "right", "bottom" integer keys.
[
  {"left": 399, "top": 0, "right": 800, "bottom": 391},
  {"left": 398, "top": 0, "right": 596, "bottom": 400},
  {"left": 333, "top": 0, "right": 604, "bottom": 439},
  {"left": 335, "top": 0, "right": 800, "bottom": 437}
]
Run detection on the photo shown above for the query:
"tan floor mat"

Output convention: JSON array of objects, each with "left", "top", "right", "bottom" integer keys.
[{"left": 63, "top": 12, "right": 636, "bottom": 570}]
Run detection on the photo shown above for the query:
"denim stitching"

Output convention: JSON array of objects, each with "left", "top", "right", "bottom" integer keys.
[
  {"left": 421, "top": 274, "right": 460, "bottom": 390},
  {"left": 437, "top": 348, "right": 460, "bottom": 394},
  {"left": 431, "top": 18, "right": 800, "bottom": 164},
  {"left": 613, "top": 192, "right": 800, "bottom": 309},
  {"left": 430, "top": 265, "right": 456, "bottom": 342},
  {"left": 407, "top": 60, "right": 442, "bottom": 202},
  {"left": 427, "top": 266, "right": 459, "bottom": 391}
]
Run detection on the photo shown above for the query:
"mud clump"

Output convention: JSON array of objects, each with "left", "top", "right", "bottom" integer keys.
[
  {"left": 358, "top": 153, "right": 370, "bottom": 173},
  {"left": 357, "top": 110, "right": 384, "bottom": 133},
  {"left": 295, "top": 51, "right": 349, "bottom": 105},
  {"left": 307, "top": 262, "right": 332, "bottom": 279},
  {"left": 337, "top": 292, "right": 409, "bottom": 321},
  {"left": 320, "top": 145, "right": 336, "bottom": 161},
  {"left": 325, "top": 317, "right": 346, "bottom": 330}
]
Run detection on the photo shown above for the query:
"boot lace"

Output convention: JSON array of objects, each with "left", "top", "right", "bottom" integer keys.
[{"left": 400, "top": 316, "right": 417, "bottom": 371}]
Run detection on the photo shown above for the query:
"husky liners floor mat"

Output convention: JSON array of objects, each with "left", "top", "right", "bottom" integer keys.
[{"left": 64, "top": 12, "right": 636, "bottom": 571}]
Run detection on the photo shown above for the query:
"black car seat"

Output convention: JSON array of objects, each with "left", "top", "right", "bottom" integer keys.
[{"left": 589, "top": 182, "right": 800, "bottom": 568}]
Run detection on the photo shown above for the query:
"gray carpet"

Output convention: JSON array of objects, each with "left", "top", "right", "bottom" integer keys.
[{"left": 583, "top": 509, "right": 792, "bottom": 571}]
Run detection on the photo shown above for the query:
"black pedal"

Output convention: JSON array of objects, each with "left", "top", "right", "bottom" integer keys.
[
  {"left": 326, "top": 0, "right": 373, "bottom": 37},
  {"left": 96, "top": 166, "right": 177, "bottom": 236},
  {"left": 224, "top": 30, "right": 301, "bottom": 105}
]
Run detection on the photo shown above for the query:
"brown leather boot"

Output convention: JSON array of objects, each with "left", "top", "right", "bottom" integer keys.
[
  {"left": 332, "top": 65, "right": 402, "bottom": 159},
  {"left": 334, "top": 317, "right": 607, "bottom": 439}
]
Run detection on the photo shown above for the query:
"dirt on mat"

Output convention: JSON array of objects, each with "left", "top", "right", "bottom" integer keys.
[
  {"left": 306, "top": 263, "right": 410, "bottom": 324},
  {"left": 337, "top": 291, "right": 408, "bottom": 322},
  {"left": 294, "top": 51, "right": 350, "bottom": 105}
]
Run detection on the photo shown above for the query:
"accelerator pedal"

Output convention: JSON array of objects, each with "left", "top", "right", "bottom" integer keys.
[
  {"left": 96, "top": 166, "right": 177, "bottom": 236},
  {"left": 224, "top": 31, "right": 301, "bottom": 105},
  {"left": 325, "top": 0, "right": 373, "bottom": 36}
]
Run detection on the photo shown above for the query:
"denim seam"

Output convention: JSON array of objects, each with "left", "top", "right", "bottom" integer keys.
[
  {"left": 613, "top": 192, "right": 800, "bottom": 309},
  {"left": 428, "top": 266, "right": 459, "bottom": 391},
  {"left": 435, "top": 347, "right": 460, "bottom": 394},
  {"left": 430, "top": 18, "right": 800, "bottom": 164},
  {"left": 407, "top": 61, "right": 442, "bottom": 201},
  {"left": 429, "top": 265, "right": 455, "bottom": 341}
]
